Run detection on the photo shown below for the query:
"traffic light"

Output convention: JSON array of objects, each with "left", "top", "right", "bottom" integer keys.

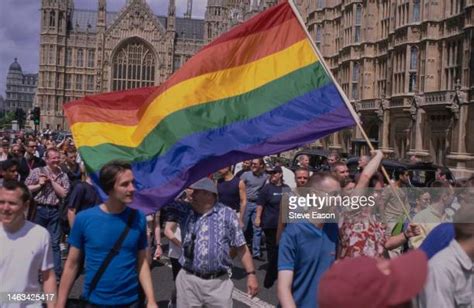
[
  {"left": 15, "top": 108, "right": 26, "bottom": 129},
  {"left": 33, "top": 107, "right": 41, "bottom": 125}
]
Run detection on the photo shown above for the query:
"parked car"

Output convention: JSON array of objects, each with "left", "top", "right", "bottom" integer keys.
[
  {"left": 290, "top": 149, "right": 331, "bottom": 171},
  {"left": 51, "top": 131, "right": 72, "bottom": 143},
  {"left": 346, "top": 156, "right": 455, "bottom": 187}
]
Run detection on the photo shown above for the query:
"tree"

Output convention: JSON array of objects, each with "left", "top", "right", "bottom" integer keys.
[{"left": 0, "top": 111, "right": 15, "bottom": 129}]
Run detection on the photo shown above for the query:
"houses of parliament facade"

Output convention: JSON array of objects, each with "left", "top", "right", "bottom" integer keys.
[{"left": 37, "top": 0, "right": 474, "bottom": 177}]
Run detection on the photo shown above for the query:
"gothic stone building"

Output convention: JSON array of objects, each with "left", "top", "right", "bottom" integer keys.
[
  {"left": 301, "top": 0, "right": 474, "bottom": 177},
  {"left": 38, "top": 0, "right": 474, "bottom": 177},
  {"left": 37, "top": 0, "right": 272, "bottom": 129}
]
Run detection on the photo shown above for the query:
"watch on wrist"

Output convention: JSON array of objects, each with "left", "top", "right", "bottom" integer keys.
[{"left": 246, "top": 271, "right": 256, "bottom": 276}]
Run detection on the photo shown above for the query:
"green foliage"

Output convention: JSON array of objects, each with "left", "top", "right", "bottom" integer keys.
[{"left": 0, "top": 111, "right": 15, "bottom": 128}]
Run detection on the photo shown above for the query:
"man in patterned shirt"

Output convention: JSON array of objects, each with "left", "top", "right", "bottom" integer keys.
[
  {"left": 25, "top": 147, "right": 70, "bottom": 279},
  {"left": 170, "top": 178, "right": 259, "bottom": 307}
]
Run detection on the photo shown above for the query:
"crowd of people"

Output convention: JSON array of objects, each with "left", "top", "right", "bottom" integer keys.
[{"left": 0, "top": 131, "right": 473, "bottom": 307}]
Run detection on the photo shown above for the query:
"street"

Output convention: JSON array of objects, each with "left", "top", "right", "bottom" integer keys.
[{"left": 68, "top": 243, "right": 278, "bottom": 307}]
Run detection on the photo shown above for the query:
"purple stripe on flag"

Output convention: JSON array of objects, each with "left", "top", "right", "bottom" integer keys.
[{"left": 130, "top": 105, "right": 354, "bottom": 214}]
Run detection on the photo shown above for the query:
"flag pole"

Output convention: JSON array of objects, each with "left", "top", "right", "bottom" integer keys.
[{"left": 287, "top": 0, "right": 416, "bottom": 226}]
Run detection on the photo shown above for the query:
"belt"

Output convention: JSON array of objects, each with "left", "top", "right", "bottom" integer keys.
[
  {"left": 183, "top": 267, "right": 228, "bottom": 280},
  {"left": 38, "top": 204, "right": 59, "bottom": 208}
]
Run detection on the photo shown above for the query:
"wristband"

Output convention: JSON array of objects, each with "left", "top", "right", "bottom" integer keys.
[{"left": 246, "top": 271, "right": 256, "bottom": 276}]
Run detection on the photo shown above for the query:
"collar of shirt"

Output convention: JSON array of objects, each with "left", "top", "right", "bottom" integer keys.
[
  {"left": 195, "top": 203, "right": 219, "bottom": 217},
  {"left": 46, "top": 166, "right": 66, "bottom": 179},
  {"left": 302, "top": 222, "right": 324, "bottom": 237},
  {"left": 186, "top": 203, "right": 221, "bottom": 233},
  {"left": 450, "top": 240, "right": 473, "bottom": 272}
]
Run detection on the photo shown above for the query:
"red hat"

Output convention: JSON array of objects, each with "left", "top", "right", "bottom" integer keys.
[{"left": 318, "top": 250, "right": 428, "bottom": 308}]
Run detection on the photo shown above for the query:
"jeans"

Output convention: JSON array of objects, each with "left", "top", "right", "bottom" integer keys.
[
  {"left": 34, "top": 205, "right": 62, "bottom": 279},
  {"left": 242, "top": 202, "right": 262, "bottom": 257}
]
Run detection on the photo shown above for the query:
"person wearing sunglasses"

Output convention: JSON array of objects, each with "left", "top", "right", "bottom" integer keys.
[{"left": 19, "top": 140, "right": 45, "bottom": 182}]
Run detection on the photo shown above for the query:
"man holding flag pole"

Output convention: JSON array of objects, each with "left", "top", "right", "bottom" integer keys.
[
  {"left": 61, "top": 0, "right": 415, "bottom": 306},
  {"left": 63, "top": 0, "right": 359, "bottom": 214}
]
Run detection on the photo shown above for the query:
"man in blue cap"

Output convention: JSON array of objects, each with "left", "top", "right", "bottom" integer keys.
[{"left": 169, "top": 178, "right": 259, "bottom": 307}]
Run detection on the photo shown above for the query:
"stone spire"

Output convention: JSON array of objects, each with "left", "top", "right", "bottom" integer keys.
[
  {"left": 97, "top": 0, "right": 106, "bottom": 30},
  {"left": 184, "top": 0, "right": 193, "bottom": 18},
  {"left": 168, "top": 0, "right": 176, "bottom": 31}
]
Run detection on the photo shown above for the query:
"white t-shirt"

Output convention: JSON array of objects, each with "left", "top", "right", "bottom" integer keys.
[
  {"left": 0, "top": 221, "right": 54, "bottom": 308},
  {"left": 168, "top": 225, "right": 182, "bottom": 259}
]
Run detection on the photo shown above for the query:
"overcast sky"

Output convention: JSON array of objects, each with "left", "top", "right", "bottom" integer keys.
[{"left": 0, "top": 0, "right": 206, "bottom": 98}]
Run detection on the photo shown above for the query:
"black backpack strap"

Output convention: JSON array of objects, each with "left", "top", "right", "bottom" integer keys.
[{"left": 85, "top": 208, "right": 137, "bottom": 300}]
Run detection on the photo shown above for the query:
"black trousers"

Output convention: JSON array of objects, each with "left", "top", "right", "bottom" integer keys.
[
  {"left": 263, "top": 228, "right": 278, "bottom": 288},
  {"left": 170, "top": 257, "right": 182, "bottom": 281}
]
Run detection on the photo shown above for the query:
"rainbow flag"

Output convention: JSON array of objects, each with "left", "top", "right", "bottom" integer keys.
[{"left": 64, "top": 1, "right": 356, "bottom": 214}]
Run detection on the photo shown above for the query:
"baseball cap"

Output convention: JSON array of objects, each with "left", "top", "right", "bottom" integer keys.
[
  {"left": 267, "top": 165, "right": 283, "bottom": 173},
  {"left": 319, "top": 249, "right": 428, "bottom": 308},
  {"left": 189, "top": 178, "right": 218, "bottom": 194}
]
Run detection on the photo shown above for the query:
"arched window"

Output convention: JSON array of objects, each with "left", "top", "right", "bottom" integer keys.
[
  {"left": 112, "top": 39, "right": 156, "bottom": 91},
  {"left": 317, "top": 0, "right": 324, "bottom": 9},
  {"left": 352, "top": 62, "right": 360, "bottom": 100},
  {"left": 355, "top": 5, "right": 362, "bottom": 25},
  {"left": 77, "top": 49, "right": 84, "bottom": 67},
  {"left": 316, "top": 25, "right": 322, "bottom": 44},
  {"left": 413, "top": 0, "right": 420, "bottom": 22},
  {"left": 410, "top": 46, "right": 418, "bottom": 70},
  {"left": 355, "top": 5, "right": 362, "bottom": 43},
  {"left": 352, "top": 62, "right": 360, "bottom": 81},
  {"left": 49, "top": 11, "right": 56, "bottom": 28},
  {"left": 409, "top": 46, "right": 418, "bottom": 92},
  {"left": 43, "top": 10, "right": 48, "bottom": 29}
]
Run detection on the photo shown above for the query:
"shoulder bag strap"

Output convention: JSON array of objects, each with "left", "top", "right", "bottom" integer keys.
[{"left": 85, "top": 209, "right": 137, "bottom": 300}]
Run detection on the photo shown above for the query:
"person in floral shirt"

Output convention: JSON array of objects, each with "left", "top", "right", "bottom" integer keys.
[
  {"left": 338, "top": 150, "right": 421, "bottom": 259},
  {"left": 339, "top": 211, "right": 388, "bottom": 258}
]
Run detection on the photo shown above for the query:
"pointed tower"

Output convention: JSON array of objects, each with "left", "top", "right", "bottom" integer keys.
[
  {"left": 167, "top": 0, "right": 176, "bottom": 32},
  {"left": 97, "top": 0, "right": 106, "bottom": 31},
  {"left": 184, "top": 0, "right": 193, "bottom": 18},
  {"left": 41, "top": 0, "right": 69, "bottom": 35},
  {"left": 204, "top": 0, "right": 228, "bottom": 43},
  {"left": 38, "top": 0, "right": 72, "bottom": 128},
  {"left": 95, "top": 0, "right": 106, "bottom": 92},
  {"left": 166, "top": 0, "right": 177, "bottom": 75}
]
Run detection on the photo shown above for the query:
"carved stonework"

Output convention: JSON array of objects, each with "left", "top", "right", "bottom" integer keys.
[
  {"left": 409, "top": 95, "right": 423, "bottom": 121},
  {"left": 229, "top": 7, "right": 244, "bottom": 26},
  {"left": 375, "top": 100, "right": 384, "bottom": 122},
  {"left": 454, "top": 79, "right": 468, "bottom": 105},
  {"left": 129, "top": 10, "right": 145, "bottom": 30},
  {"left": 354, "top": 102, "right": 362, "bottom": 119},
  {"left": 447, "top": 98, "right": 460, "bottom": 120}
]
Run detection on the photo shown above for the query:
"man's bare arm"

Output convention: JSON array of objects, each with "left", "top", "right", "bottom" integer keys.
[{"left": 57, "top": 247, "right": 82, "bottom": 308}]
